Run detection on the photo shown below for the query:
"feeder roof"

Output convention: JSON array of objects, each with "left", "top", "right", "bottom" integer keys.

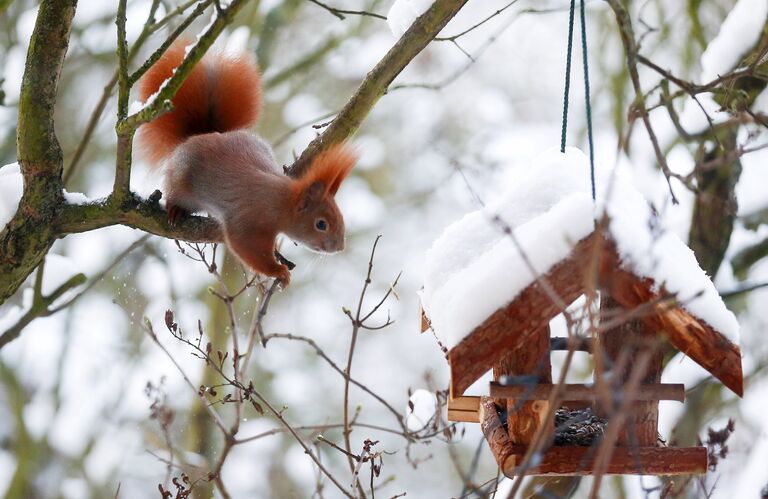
[{"left": 421, "top": 148, "right": 742, "bottom": 395}]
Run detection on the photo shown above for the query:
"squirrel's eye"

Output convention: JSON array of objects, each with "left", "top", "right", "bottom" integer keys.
[{"left": 315, "top": 219, "right": 328, "bottom": 231}]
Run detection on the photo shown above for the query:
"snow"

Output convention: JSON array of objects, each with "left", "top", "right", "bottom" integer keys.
[
  {"left": 0, "top": 163, "right": 23, "bottom": 231},
  {"left": 128, "top": 99, "right": 144, "bottom": 115},
  {"left": 134, "top": 14, "right": 221, "bottom": 117},
  {"left": 387, "top": 0, "right": 434, "bottom": 38},
  {"left": 700, "top": 0, "right": 768, "bottom": 82},
  {"left": 63, "top": 189, "right": 89, "bottom": 204},
  {"left": 421, "top": 148, "right": 595, "bottom": 349},
  {"left": 422, "top": 148, "right": 740, "bottom": 350},
  {"left": 136, "top": 66, "right": 175, "bottom": 112},
  {"left": 600, "top": 172, "right": 740, "bottom": 344},
  {"left": 0, "top": 164, "right": 90, "bottom": 228},
  {"left": 189, "top": 11, "right": 219, "bottom": 53},
  {"left": 752, "top": 85, "right": 768, "bottom": 115}
]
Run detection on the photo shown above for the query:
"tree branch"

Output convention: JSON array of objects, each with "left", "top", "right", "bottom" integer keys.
[
  {"left": 287, "top": 0, "right": 469, "bottom": 177},
  {"left": 0, "top": 271, "right": 86, "bottom": 349},
  {"left": 0, "top": 0, "right": 78, "bottom": 303},
  {"left": 57, "top": 193, "right": 222, "bottom": 242}
]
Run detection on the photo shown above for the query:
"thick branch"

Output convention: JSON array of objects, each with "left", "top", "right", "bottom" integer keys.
[
  {"left": 287, "top": 0, "right": 469, "bottom": 177},
  {"left": 57, "top": 195, "right": 222, "bottom": 243},
  {"left": 16, "top": 0, "right": 76, "bottom": 172},
  {"left": 0, "top": 0, "right": 78, "bottom": 304}
]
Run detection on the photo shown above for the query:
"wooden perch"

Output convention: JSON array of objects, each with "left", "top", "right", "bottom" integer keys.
[
  {"left": 489, "top": 382, "right": 685, "bottom": 402},
  {"left": 501, "top": 445, "right": 707, "bottom": 476},
  {"left": 448, "top": 395, "right": 480, "bottom": 422},
  {"left": 447, "top": 408, "right": 480, "bottom": 423}
]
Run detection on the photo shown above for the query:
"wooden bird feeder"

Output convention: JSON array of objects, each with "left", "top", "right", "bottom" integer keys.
[{"left": 421, "top": 226, "right": 743, "bottom": 477}]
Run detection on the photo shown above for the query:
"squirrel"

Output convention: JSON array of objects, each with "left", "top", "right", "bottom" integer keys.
[{"left": 136, "top": 42, "right": 357, "bottom": 286}]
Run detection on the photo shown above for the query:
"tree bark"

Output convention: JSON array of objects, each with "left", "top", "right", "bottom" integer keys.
[
  {"left": 598, "top": 297, "right": 663, "bottom": 447},
  {"left": 0, "top": 0, "right": 78, "bottom": 303}
]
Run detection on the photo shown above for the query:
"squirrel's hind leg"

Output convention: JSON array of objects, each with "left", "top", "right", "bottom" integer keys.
[
  {"left": 163, "top": 167, "right": 195, "bottom": 225},
  {"left": 167, "top": 204, "right": 190, "bottom": 225}
]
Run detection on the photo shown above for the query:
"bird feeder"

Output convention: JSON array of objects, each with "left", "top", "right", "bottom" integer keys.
[{"left": 419, "top": 149, "right": 743, "bottom": 477}]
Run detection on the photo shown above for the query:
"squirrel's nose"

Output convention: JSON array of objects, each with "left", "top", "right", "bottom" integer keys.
[{"left": 325, "top": 237, "right": 344, "bottom": 253}]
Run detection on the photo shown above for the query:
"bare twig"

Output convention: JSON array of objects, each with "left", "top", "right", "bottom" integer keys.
[
  {"left": 144, "top": 319, "right": 230, "bottom": 435},
  {"left": 307, "top": 0, "right": 386, "bottom": 20},
  {"left": 606, "top": 0, "right": 679, "bottom": 203},
  {"left": 0, "top": 268, "right": 86, "bottom": 348},
  {"left": 435, "top": 0, "right": 519, "bottom": 42}
]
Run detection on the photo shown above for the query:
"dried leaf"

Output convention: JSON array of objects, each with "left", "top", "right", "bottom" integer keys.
[
  {"left": 251, "top": 399, "right": 264, "bottom": 415},
  {"left": 164, "top": 310, "right": 177, "bottom": 332}
]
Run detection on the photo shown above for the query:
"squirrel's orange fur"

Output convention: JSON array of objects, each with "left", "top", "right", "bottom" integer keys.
[
  {"left": 137, "top": 41, "right": 357, "bottom": 286},
  {"left": 137, "top": 41, "right": 262, "bottom": 165},
  {"left": 291, "top": 144, "right": 357, "bottom": 199}
]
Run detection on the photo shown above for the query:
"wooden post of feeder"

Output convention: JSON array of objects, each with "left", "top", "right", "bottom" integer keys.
[
  {"left": 492, "top": 325, "right": 552, "bottom": 445},
  {"left": 480, "top": 396, "right": 516, "bottom": 472},
  {"left": 598, "top": 297, "right": 663, "bottom": 446}
]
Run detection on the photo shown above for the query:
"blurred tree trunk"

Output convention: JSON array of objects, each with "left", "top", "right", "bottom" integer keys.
[
  {"left": 689, "top": 129, "right": 742, "bottom": 279},
  {"left": 676, "top": 20, "right": 768, "bottom": 448},
  {"left": 0, "top": 361, "right": 40, "bottom": 499}
]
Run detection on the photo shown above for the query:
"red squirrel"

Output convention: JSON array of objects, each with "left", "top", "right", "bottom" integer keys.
[{"left": 137, "top": 42, "right": 357, "bottom": 286}]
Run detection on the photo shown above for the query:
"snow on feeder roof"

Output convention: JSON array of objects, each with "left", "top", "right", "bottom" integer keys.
[{"left": 421, "top": 148, "right": 742, "bottom": 398}]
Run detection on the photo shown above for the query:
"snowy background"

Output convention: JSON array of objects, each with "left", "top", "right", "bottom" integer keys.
[{"left": 1, "top": 0, "right": 767, "bottom": 497}]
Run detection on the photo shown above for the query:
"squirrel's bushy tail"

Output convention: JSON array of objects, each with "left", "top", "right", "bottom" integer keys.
[{"left": 137, "top": 41, "right": 262, "bottom": 166}]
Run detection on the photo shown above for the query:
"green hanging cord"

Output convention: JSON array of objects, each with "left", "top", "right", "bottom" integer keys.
[
  {"left": 560, "top": 0, "right": 576, "bottom": 154},
  {"left": 580, "top": 0, "right": 596, "bottom": 201},
  {"left": 560, "top": 0, "right": 597, "bottom": 201}
]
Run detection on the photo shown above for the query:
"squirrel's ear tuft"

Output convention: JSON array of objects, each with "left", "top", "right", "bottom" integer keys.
[
  {"left": 299, "top": 143, "right": 358, "bottom": 197},
  {"left": 326, "top": 143, "right": 357, "bottom": 195}
]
